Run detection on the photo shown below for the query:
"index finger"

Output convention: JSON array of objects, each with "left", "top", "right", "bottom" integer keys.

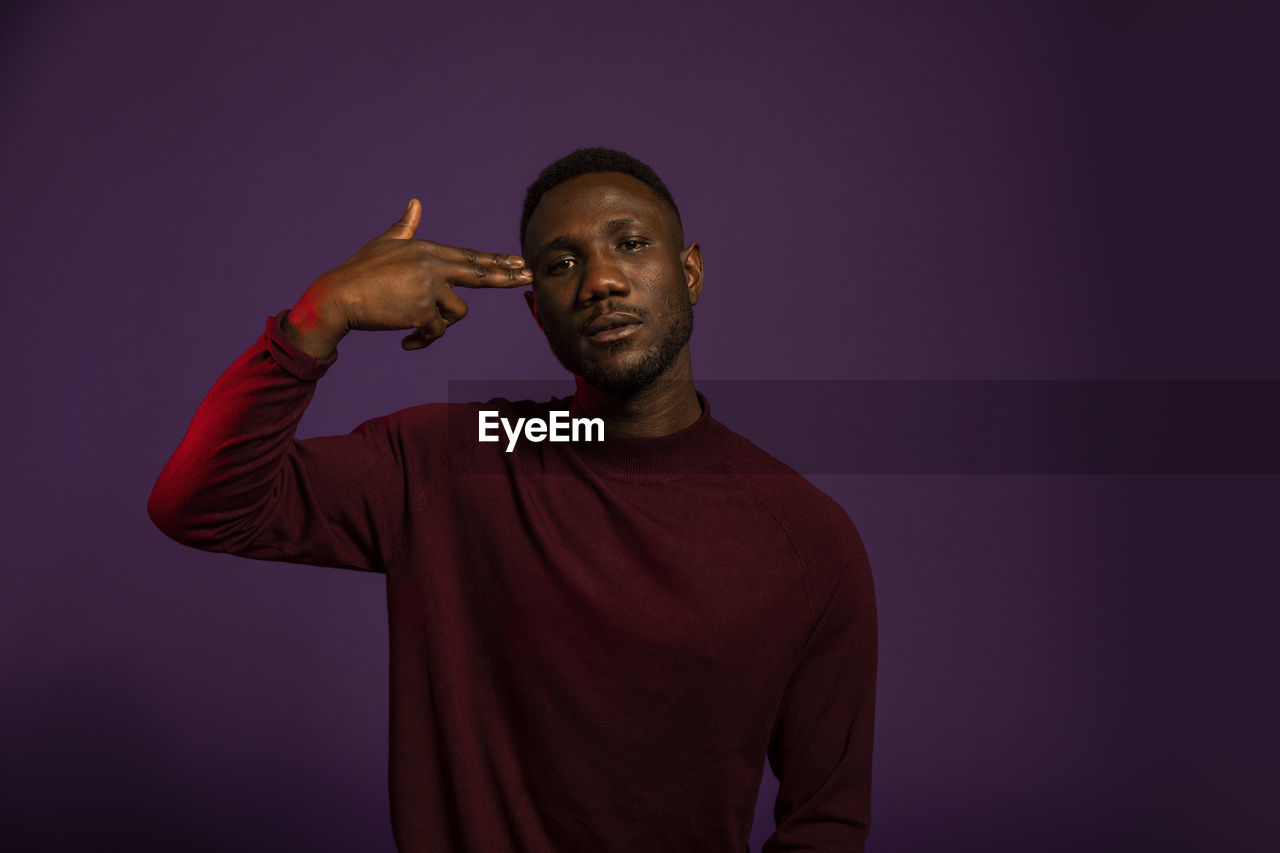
[
  {"left": 445, "top": 261, "right": 534, "bottom": 289},
  {"left": 424, "top": 240, "right": 527, "bottom": 270}
]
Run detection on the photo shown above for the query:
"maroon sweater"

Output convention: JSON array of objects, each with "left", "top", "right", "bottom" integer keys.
[{"left": 149, "top": 314, "right": 877, "bottom": 852}]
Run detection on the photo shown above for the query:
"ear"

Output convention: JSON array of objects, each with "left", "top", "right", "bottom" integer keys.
[
  {"left": 524, "top": 289, "right": 543, "bottom": 330},
  {"left": 681, "top": 243, "right": 704, "bottom": 305}
]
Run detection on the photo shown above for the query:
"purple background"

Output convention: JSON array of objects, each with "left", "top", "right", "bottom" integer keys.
[{"left": 3, "top": 1, "right": 1276, "bottom": 850}]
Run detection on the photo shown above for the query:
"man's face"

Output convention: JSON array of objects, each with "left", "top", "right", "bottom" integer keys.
[{"left": 523, "top": 172, "right": 703, "bottom": 394}]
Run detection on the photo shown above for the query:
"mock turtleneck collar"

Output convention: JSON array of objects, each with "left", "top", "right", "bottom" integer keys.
[{"left": 564, "top": 392, "right": 730, "bottom": 478}]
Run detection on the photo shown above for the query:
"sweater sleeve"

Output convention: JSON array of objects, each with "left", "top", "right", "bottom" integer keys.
[
  {"left": 764, "top": 529, "right": 878, "bottom": 852},
  {"left": 147, "top": 312, "right": 408, "bottom": 573}
]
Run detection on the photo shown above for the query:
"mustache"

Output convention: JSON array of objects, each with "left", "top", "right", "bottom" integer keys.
[{"left": 577, "top": 303, "right": 649, "bottom": 336}]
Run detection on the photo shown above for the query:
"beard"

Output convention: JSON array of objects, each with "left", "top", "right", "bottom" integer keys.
[{"left": 545, "top": 294, "right": 694, "bottom": 395}]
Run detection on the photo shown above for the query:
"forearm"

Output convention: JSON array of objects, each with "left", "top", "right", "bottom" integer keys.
[
  {"left": 147, "top": 198, "right": 521, "bottom": 565},
  {"left": 148, "top": 311, "right": 335, "bottom": 552}
]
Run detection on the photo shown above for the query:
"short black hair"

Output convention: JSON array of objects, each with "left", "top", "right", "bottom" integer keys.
[{"left": 520, "top": 147, "right": 682, "bottom": 246}]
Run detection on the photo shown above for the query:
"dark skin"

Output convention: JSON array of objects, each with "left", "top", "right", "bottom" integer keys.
[
  {"left": 284, "top": 174, "right": 704, "bottom": 437},
  {"left": 283, "top": 198, "right": 532, "bottom": 357},
  {"left": 522, "top": 173, "right": 704, "bottom": 436}
]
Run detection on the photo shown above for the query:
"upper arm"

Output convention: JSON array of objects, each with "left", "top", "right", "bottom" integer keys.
[
  {"left": 226, "top": 415, "right": 412, "bottom": 572},
  {"left": 148, "top": 313, "right": 431, "bottom": 574},
  {"left": 764, "top": 521, "right": 878, "bottom": 851}
]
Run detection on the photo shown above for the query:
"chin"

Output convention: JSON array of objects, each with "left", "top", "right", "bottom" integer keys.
[
  {"left": 575, "top": 349, "right": 675, "bottom": 395},
  {"left": 546, "top": 313, "right": 691, "bottom": 396},
  {"left": 579, "top": 369, "right": 654, "bottom": 395}
]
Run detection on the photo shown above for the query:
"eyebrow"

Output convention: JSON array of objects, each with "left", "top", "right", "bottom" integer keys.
[
  {"left": 532, "top": 235, "right": 577, "bottom": 261},
  {"left": 533, "top": 218, "right": 649, "bottom": 261}
]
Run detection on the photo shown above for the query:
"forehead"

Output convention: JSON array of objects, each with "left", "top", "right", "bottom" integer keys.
[{"left": 525, "top": 172, "right": 677, "bottom": 246}]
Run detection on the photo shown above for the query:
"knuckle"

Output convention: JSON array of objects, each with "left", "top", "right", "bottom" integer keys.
[
  {"left": 438, "top": 298, "right": 468, "bottom": 323},
  {"left": 413, "top": 304, "right": 439, "bottom": 325}
]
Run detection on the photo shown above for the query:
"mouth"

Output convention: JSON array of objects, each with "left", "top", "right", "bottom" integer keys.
[{"left": 582, "top": 311, "right": 643, "bottom": 344}]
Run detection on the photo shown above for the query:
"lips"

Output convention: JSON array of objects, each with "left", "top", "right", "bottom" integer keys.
[{"left": 582, "top": 311, "right": 642, "bottom": 342}]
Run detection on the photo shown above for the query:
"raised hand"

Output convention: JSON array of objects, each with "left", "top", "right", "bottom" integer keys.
[{"left": 284, "top": 199, "right": 532, "bottom": 358}]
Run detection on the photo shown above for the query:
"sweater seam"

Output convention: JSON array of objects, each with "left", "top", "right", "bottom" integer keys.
[{"left": 719, "top": 462, "right": 815, "bottom": 626}]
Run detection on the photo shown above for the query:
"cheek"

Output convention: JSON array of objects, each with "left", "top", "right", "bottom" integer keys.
[
  {"left": 536, "top": 293, "right": 575, "bottom": 333},
  {"left": 532, "top": 290, "right": 554, "bottom": 317},
  {"left": 642, "top": 268, "right": 690, "bottom": 310}
]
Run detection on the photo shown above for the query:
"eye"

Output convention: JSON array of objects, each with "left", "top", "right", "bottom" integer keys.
[
  {"left": 619, "top": 238, "right": 649, "bottom": 252},
  {"left": 546, "top": 256, "right": 577, "bottom": 275}
]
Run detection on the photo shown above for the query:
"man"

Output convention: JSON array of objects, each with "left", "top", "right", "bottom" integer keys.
[{"left": 150, "top": 148, "right": 877, "bottom": 851}]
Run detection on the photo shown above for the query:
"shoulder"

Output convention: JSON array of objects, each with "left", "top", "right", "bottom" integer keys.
[
  {"left": 720, "top": 431, "right": 864, "bottom": 549},
  {"left": 364, "top": 397, "right": 566, "bottom": 471},
  {"left": 364, "top": 396, "right": 562, "bottom": 431},
  {"left": 714, "top": 423, "right": 871, "bottom": 608}
]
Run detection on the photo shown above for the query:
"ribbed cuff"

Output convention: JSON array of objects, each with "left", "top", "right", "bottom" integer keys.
[{"left": 264, "top": 310, "right": 338, "bottom": 381}]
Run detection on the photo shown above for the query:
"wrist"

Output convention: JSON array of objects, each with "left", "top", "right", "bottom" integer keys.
[{"left": 284, "top": 284, "right": 349, "bottom": 359}]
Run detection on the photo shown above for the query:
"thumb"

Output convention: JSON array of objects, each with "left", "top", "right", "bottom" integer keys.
[{"left": 378, "top": 198, "right": 421, "bottom": 240}]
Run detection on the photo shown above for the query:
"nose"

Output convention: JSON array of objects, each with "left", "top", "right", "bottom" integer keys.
[{"left": 576, "top": 254, "right": 630, "bottom": 306}]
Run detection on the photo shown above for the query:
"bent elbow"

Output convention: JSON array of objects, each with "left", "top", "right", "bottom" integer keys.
[
  {"left": 147, "top": 464, "right": 274, "bottom": 554},
  {"left": 147, "top": 463, "right": 232, "bottom": 549},
  {"left": 147, "top": 470, "right": 198, "bottom": 546}
]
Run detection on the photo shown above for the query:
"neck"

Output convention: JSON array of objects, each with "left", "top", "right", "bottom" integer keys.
[{"left": 572, "top": 353, "right": 701, "bottom": 437}]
